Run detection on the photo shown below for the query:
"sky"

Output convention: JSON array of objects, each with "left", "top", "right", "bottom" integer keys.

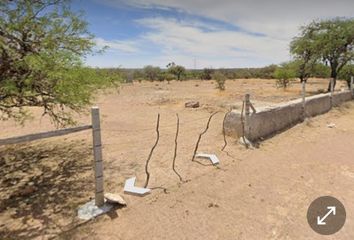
[{"left": 71, "top": 0, "right": 354, "bottom": 69}]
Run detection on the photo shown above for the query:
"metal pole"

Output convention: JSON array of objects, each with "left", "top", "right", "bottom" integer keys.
[
  {"left": 351, "top": 76, "right": 353, "bottom": 97},
  {"left": 91, "top": 107, "right": 105, "bottom": 207}
]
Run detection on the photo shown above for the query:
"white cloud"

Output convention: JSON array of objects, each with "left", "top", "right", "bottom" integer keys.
[
  {"left": 136, "top": 17, "right": 289, "bottom": 68},
  {"left": 90, "top": 0, "right": 354, "bottom": 68},
  {"left": 115, "top": 0, "right": 354, "bottom": 39},
  {"left": 94, "top": 37, "right": 139, "bottom": 53}
]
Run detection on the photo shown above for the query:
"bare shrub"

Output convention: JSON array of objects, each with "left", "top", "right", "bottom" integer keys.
[{"left": 213, "top": 72, "right": 227, "bottom": 91}]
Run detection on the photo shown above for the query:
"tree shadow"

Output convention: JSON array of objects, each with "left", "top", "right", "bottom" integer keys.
[{"left": 0, "top": 140, "right": 96, "bottom": 239}]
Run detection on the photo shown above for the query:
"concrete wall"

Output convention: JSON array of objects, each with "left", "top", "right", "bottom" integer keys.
[
  {"left": 246, "top": 101, "right": 303, "bottom": 141},
  {"left": 304, "top": 93, "right": 331, "bottom": 117},
  {"left": 224, "top": 111, "right": 242, "bottom": 138},
  {"left": 333, "top": 91, "right": 353, "bottom": 106},
  {"left": 225, "top": 90, "right": 353, "bottom": 141}
]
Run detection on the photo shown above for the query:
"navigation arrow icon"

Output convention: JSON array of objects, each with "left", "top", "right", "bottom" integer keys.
[
  {"left": 317, "top": 206, "right": 336, "bottom": 225},
  {"left": 124, "top": 177, "right": 151, "bottom": 196}
]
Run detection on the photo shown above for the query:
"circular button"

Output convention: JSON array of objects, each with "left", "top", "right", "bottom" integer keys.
[{"left": 307, "top": 196, "right": 346, "bottom": 235}]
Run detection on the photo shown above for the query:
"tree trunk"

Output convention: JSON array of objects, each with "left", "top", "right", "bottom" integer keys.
[
  {"left": 327, "top": 67, "right": 337, "bottom": 92},
  {"left": 346, "top": 79, "right": 351, "bottom": 89}
]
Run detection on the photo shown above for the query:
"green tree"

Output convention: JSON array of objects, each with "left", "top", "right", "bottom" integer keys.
[
  {"left": 167, "top": 62, "right": 186, "bottom": 80},
  {"left": 0, "top": 0, "right": 119, "bottom": 126},
  {"left": 291, "top": 18, "right": 354, "bottom": 90},
  {"left": 274, "top": 63, "right": 296, "bottom": 89},
  {"left": 143, "top": 65, "right": 161, "bottom": 81},
  {"left": 281, "top": 60, "right": 317, "bottom": 82},
  {"left": 290, "top": 35, "right": 318, "bottom": 83}
]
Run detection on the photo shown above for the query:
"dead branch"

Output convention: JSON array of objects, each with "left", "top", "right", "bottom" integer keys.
[
  {"left": 221, "top": 108, "right": 232, "bottom": 151},
  {"left": 191, "top": 111, "right": 219, "bottom": 162},
  {"left": 172, "top": 113, "right": 183, "bottom": 181},
  {"left": 250, "top": 102, "right": 257, "bottom": 113},
  {"left": 144, "top": 113, "right": 160, "bottom": 188}
]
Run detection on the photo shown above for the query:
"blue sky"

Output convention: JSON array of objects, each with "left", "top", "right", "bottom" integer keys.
[{"left": 71, "top": 0, "right": 354, "bottom": 69}]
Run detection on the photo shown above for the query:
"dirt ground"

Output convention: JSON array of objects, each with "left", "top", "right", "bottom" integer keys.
[{"left": 0, "top": 78, "right": 353, "bottom": 239}]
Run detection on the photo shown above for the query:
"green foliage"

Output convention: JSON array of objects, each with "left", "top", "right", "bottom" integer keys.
[
  {"left": 232, "top": 69, "right": 252, "bottom": 79},
  {"left": 221, "top": 65, "right": 277, "bottom": 79},
  {"left": 338, "top": 64, "right": 354, "bottom": 88},
  {"left": 184, "top": 70, "right": 200, "bottom": 80},
  {"left": 0, "top": 0, "right": 120, "bottom": 126},
  {"left": 279, "top": 60, "right": 308, "bottom": 82},
  {"left": 164, "top": 73, "right": 175, "bottom": 83},
  {"left": 132, "top": 69, "right": 145, "bottom": 81},
  {"left": 255, "top": 64, "right": 278, "bottom": 79},
  {"left": 274, "top": 59, "right": 330, "bottom": 82},
  {"left": 290, "top": 34, "right": 317, "bottom": 82},
  {"left": 143, "top": 65, "right": 161, "bottom": 81},
  {"left": 312, "top": 63, "right": 330, "bottom": 78},
  {"left": 157, "top": 72, "right": 175, "bottom": 82},
  {"left": 291, "top": 18, "right": 354, "bottom": 89},
  {"left": 114, "top": 62, "right": 332, "bottom": 84},
  {"left": 200, "top": 68, "right": 214, "bottom": 80},
  {"left": 212, "top": 71, "right": 226, "bottom": 91},
  {"left": 274, "top": 63, "right": 296, "bottom": 89},
  {"left": 157, "top": 72, "right": 165, "bottom": 82},
  {"left": 167, "top": 62, "right": 186, "bottom": 80},
  {"left": 109, "top": 68, "right": 133, "bottom": 83},
  {"left": 50, "top": 67, "right": 119, "bottom": 121}
]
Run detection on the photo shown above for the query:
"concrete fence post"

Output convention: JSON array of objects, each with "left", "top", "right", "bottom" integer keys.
[
  {"left": 302, "top": 80, "right": 306, "bottom": 118},
  {"left": 330, "top": 78, "right": 334, "bottom": 94},
  {"left": 330, "top": 78, "right": 334, "bottom": 108},
  {"left": 91, "top": 107, "right": 105, "bottom": 207},
  {"left": 245, "top": 94, "right": 251, "bottom": 116},
  {"left": 243, "top": 94, "right": 251, "bottom": 140}
]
